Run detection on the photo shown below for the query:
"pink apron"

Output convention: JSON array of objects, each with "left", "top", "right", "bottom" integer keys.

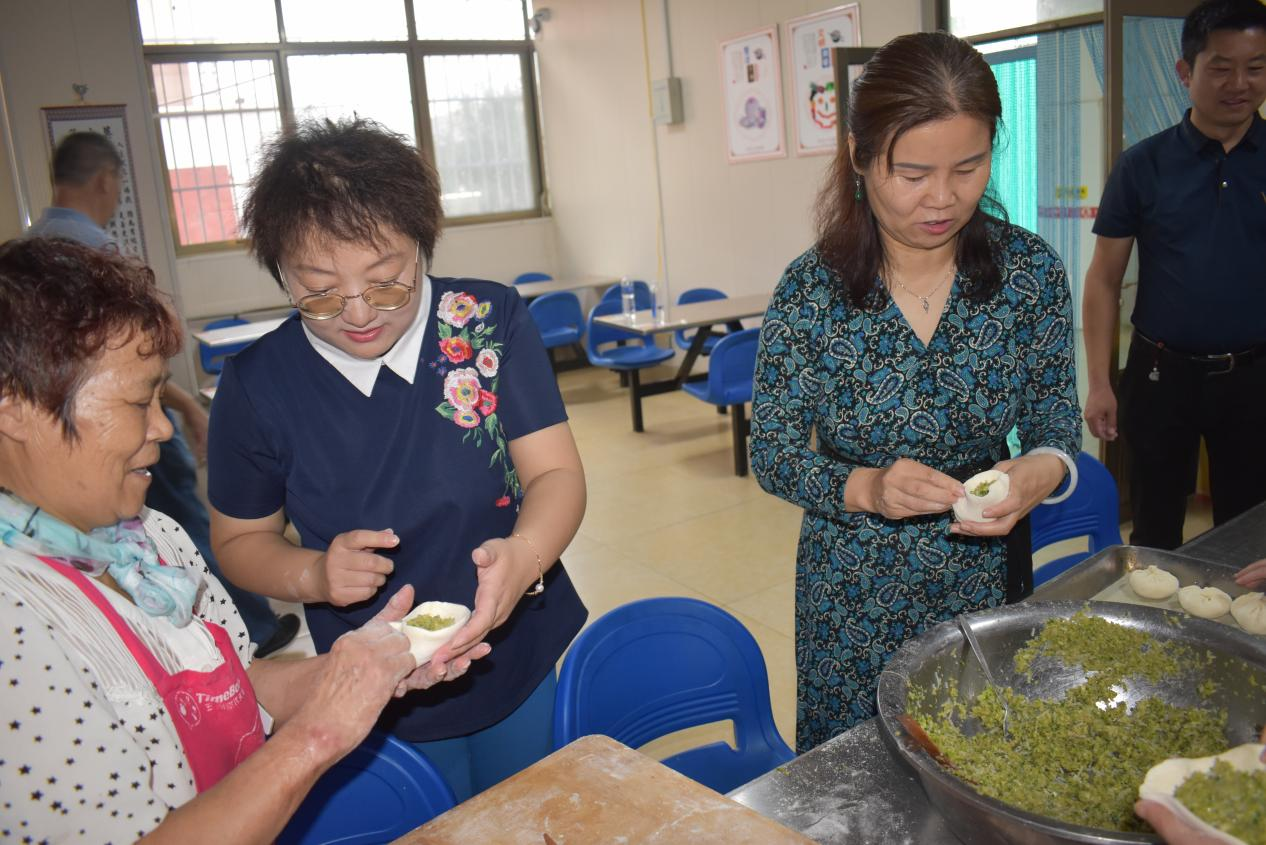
[{"left": 41, "top": 556, "right": 266, "bottom": 792}]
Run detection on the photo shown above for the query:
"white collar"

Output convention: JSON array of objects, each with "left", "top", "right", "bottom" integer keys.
[{"left": 300, "top": 275, "right": 432, "bottom": 397}]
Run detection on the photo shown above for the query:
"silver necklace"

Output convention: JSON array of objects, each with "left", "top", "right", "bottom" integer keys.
[{"left": 887, "top": 265, "right": 955, "bottom": 314}]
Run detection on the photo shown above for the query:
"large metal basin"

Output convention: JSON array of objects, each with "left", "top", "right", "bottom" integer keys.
[{"left": 876, "top": 601, "right": 1266, "bottom": 845}]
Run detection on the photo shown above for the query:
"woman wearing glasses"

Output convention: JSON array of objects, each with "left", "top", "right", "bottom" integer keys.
[{"left": 207, "top": 119, "right": 587, "bottom": 802}]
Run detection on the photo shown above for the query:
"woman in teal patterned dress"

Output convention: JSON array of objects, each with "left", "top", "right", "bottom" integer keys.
[{"left": 751, "top": 32, "right": 1081, "bottom": 752}]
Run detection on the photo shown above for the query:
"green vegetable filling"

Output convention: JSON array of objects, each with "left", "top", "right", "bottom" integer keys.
[
  {"left": 914, "top": 613, "right": 1228, "bottom": 833},
  {"left": 1173, "top": 761, "right": 1266, "bottom": 845},
  {"left": 405, "top": 613, "right": 456, "bottom": 631},
  {"left": 970, "top": 480, "right": 994, "bottom": 497}
]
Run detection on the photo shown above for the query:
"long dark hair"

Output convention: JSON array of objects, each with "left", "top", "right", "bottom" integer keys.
[{"left": 815, "top": 31, "right": 1007, "bottom": 309}]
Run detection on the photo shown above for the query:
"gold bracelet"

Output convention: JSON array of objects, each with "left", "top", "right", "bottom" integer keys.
[{"left": 511, "top": 532, "right": 545, "bottom": 596}]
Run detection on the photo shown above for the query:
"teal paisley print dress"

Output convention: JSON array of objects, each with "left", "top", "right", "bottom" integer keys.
[{"left": 750, "top": 223, "right": 1081, "bottom": 752}]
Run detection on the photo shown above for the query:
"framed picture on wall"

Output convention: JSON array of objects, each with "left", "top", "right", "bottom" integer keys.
[
  {"left": 41, "top": 104, "right": 148, "bottom": 261},
  {"left": 719, "top": 26, "right": 787, "bottom": 164},
  {"left": 785, "top": 5, "right": 861, "bottom": 156}
]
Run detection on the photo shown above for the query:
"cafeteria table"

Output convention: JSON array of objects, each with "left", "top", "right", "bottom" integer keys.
[
  {"left": 592, "top": 292, "right": 770, "bottom": 431},
  {"left": 192, "top": 316, "right": 286, "bottom": 349},
  {"left": 191, "top": 277, "right": 616, "bottom": 351},
  {"left": 512, "top": 274, "right": 619, "bottom": 300}
]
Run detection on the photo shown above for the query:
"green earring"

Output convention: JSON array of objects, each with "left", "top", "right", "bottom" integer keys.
[{"left": 854, "top": 175, "right": 863, "bottom": 202}]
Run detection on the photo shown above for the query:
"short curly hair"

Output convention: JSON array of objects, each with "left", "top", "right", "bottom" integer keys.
[
  {"left": 0, "top": 237, "right": 181, "bottom": 440},
  {"left": 242, "top": 118, "right": 444, "bottom": 289}
]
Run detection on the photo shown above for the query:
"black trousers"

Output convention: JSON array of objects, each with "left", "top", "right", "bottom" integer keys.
[{"left": 1118, "top": 333, "right": 1266, "bottom": 550}]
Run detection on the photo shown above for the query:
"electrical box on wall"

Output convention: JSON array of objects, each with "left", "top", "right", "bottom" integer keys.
[{"left": 651, "top": 77, "right": 683, "bottom": 125}]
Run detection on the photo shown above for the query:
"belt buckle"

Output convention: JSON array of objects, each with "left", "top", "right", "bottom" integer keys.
[{"left": 1207, "top": 352, "right": 1235, "bottom": 375}]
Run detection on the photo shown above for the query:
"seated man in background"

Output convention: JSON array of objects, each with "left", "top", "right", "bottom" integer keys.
[{"left": 28, "top": 130, "right": 299, "bottom": 657}]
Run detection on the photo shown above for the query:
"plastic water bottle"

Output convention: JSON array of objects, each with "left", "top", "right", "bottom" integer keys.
[
  {"left": 620, "top": 277, "right": 636, "bottom": 321},
  {"left": 648, "top": 282, "right": 663, "bottom": 325}
]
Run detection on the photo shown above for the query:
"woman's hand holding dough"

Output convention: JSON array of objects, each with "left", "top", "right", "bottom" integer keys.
[
  {"left": 855, "top": 458, "right": 963, "bottom": 519},
  {"left": 314, "top": 529, "right": 398, "bottom": 606},
  {"left": 951, "top": 454, "right": 1064, "bottom": 537},
  {"left": 287, "top": 585, "right": 415, "bottom": 762},
  {"left": 1132, "top": 800, "right": 1233, "bottom": 845},
  {"left": 424, "top": 537, "right": 534, "bottom": 676}
]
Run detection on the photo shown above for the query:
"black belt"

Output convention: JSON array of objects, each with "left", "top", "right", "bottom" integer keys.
[
  {"left": 946, "top": 453, "right": 1032, "bottom": 604},
  {"left": 1135, "top": 330, "right": 1266, "bottom": 375}
]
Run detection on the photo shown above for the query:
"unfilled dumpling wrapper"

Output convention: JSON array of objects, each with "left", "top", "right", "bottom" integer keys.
[
  {"left": 952, "top": 470, "right": 1010, "bottom": 524},
  {"left": 1128, "top": 565, "right": 1180, "bottom": 601},
  {"left": 388, "top": 601, "right": 471, "bottom": 667},
  {"left": 1178, "top": 585, "right": 1233, "bottom": 619},
  {"left": 1231, "top": 592, "right": 1266, "bottom": 635},
  {"left": 1139, "top": 743, "right": 1266, "bottom": 845}
]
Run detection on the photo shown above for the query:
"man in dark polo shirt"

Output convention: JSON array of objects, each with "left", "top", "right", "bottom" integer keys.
[{"left": 1083, "top": 0, "right": 1266, "bottom": 550}]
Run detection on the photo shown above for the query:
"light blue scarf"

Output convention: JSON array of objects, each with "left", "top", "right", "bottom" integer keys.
[{"left": 0, "top": 490, "right": 199, "bottom": 627}]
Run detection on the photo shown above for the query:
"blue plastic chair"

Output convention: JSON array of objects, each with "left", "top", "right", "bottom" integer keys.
[
  {"left": 1031, "top": 452, "right": 1123, "bottom": 587},
  {"left": 674, "top": 288, "right": 728, "bottom": 353},
  {"left": 682, "top": 328, "right": 760, "bottom": 476},
  {"left": 528, "top": 291, "right": 585, "bottom": 366},
  {"left": 198, "top": 317, "right": 252, "bottom": 376},
  {"left": 277, "top": 730, "right": 456, "bottom": 845},
  {"left": 554, "top": 597, "right": 794, "bottom": 795},
  {"left": 586, "top": 298, "right": 673, "bottom": 431},
  {"left": 513, "top": 271, "right": 553, "bottom": 284}
]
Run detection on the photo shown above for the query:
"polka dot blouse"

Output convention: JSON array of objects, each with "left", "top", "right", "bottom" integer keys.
[{"left": 0, "top": 509, "right": 253, "bottom": 843}]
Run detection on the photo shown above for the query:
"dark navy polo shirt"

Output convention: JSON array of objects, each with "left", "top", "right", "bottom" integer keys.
[
  {"left": 207, "top": 277, "right": 586, "bottom": 742},
  {"left": 1094, "top": 110, "right": 1266, "bottom": 353}
]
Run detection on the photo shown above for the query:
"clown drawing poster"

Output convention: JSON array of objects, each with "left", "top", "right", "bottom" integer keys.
[
  {"left": 786, "top": 5, "right": 860, "bottom": 156},
  {"left": 719, "top": 26, "right": 786, "bottom": 163}
]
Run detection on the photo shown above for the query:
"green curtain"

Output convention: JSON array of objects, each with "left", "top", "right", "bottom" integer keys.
[{"left": 989, "top": 57, "right": 1038, "bottom": 234}]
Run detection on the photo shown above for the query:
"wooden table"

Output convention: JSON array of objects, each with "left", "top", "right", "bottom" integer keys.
[
  {"left": 192, "top": 317, "right": 287, "bottom": 349},
  {"left": 514, "top": 274, "right": 619, "bottom": 299},
  {"left": 395, "top": 735, "right": 813, "bottom": 845},
  {"left": 592, "top": 293, "right": 770, "bottom": 433}
]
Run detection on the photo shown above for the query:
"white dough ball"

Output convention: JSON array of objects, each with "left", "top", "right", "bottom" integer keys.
[
  {"left": 1230, "top": 591, "right": 1266, "bottom": 635},
  {"left": 952, "top": 470, "right": 1010, "bottom": 524},
  {"left": 1176, "top": 585, "right": 1232, "bottom": 619},
  {"left": 388, "top": 601, "right": 471, "bottom": 667},
  {"left": 1127, "top": 565, "right": 1180, "bottom": 601}
]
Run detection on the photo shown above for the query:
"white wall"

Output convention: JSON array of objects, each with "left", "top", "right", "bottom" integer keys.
[
  {"left": 0, "top": 125, "right": 19, "bottom": 241},
  {"left": 537, "top": 0, "right": 925, "bottom": 305}
]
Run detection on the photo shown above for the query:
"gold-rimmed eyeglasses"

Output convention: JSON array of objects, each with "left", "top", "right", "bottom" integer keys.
[{"left": 280, "top": 242, "right": 421, "bottom": 321}]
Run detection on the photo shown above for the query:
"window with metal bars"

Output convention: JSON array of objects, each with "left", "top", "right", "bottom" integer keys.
[{"left": 137, "top": 0, "right": 543, "bottom": 251}]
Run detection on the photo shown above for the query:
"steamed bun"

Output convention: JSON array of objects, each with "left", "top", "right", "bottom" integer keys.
[
  {"left": 952, "top": 470, "right": 1010, "bottom": 524},
  {"left": 388, "top": 601, "right": 471, "bottom": 666},
  {"left": 1128, "top": 565, "right": 1180, "bottom": 601},
  {"left": 1177, "top": 585, "right": 1232, "bottom": 619},
  {"left": 1230, "top": 592, "right": 1266, "bottom": 635}
]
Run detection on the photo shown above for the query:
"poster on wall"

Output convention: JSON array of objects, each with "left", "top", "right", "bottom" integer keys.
[
  {"left": 785, "top": 5, "right": 861, "bottom": 156},
  {"left": 41, "top": 104, "right": 147, "bottom": 261},
  {"left": 719, "top": 26, "right": 786, "bottom": 163}
]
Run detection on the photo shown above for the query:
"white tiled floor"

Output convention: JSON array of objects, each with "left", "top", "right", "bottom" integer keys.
[{"left": 257, "top": 359, "right": 1217, "bottom": 757}]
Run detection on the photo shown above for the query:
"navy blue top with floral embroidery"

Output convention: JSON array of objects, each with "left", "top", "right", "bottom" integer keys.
[{"left": 208, "top": 277, "right": 586, "bottom": 742}]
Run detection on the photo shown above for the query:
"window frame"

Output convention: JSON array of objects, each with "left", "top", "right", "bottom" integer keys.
[{"left": 140, "top": 1, "right": 545, "bottom": 255}]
